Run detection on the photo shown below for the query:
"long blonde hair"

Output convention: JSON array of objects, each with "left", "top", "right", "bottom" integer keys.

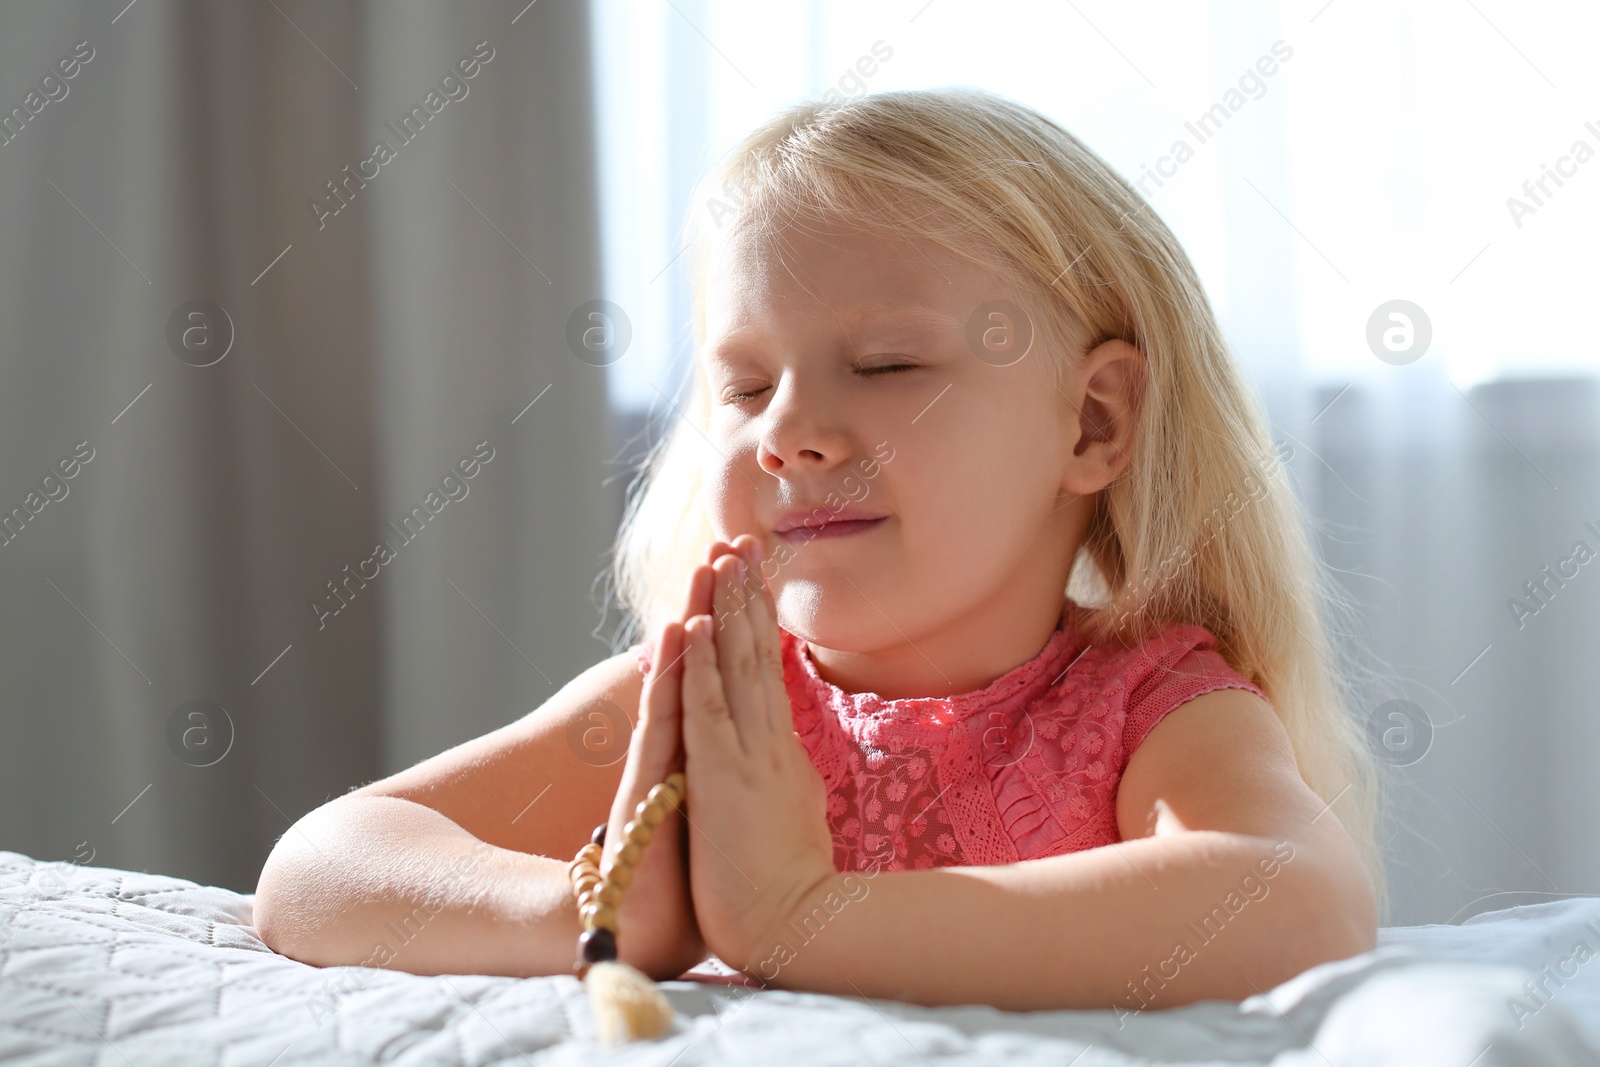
[{"left": 604, "top": 87, "right": 1384, "bottom": 904}]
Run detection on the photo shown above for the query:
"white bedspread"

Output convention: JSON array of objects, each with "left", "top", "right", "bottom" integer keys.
[{"left": 2, "top": 849, "right": 1598, "bottom": 1066}]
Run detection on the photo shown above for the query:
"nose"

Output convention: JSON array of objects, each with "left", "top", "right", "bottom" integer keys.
[{"left": 755, "top": 374, "right": 850, "bottom": 476}]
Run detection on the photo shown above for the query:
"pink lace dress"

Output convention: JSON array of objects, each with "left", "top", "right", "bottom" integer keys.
[{"left": 630, "top": 599, "right": 1269, "bottom": 874}]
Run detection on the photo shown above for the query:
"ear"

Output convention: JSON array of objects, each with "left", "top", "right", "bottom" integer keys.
[{"left": 1060, "top": 338, "right": 1143, "bottom": 496}]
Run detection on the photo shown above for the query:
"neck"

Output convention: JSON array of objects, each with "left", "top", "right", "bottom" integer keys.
[{"left": 805, "top": 589, "right": 1073, "bottom": 701}]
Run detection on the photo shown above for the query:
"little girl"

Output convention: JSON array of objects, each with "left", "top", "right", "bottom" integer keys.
[{"left": 255, "top": 87, "right": 1379, "bottom": 1014}]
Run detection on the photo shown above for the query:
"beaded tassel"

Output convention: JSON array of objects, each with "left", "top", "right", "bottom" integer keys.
[{"left": 567, "top": 771, "right": 686, "bottom": 1044}]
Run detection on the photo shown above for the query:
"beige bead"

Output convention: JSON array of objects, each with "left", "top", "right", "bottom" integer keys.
[
  {"left": 587, "top": 903, "right": 618, "bottom": 931},
  {"left": 568, "top": 777, "right": 692, "bottom": 944}
]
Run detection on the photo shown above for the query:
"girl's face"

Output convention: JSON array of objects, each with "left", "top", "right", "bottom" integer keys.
[{"left": 700, "top": 215, "right": 1127, "bottom": 693}]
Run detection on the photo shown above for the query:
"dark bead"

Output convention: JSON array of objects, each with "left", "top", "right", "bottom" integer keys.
[
  {"left": 579, "top": 927, "right": 617, "bottom": 963},
  {"left": 590, "top": 823, "right": 608, "bottom": 847}
]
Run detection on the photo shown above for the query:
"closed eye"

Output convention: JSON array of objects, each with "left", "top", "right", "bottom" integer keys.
[
  {"left": 857, "top": 363, "right": 919, "bottom": 378},
  {"left": 722, "top": 363, "right": 920, "bottom": 403}
]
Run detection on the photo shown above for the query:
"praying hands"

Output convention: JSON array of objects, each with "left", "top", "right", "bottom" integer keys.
[{"left": 605, "top": 534, "right": 838, "bottom": 981}]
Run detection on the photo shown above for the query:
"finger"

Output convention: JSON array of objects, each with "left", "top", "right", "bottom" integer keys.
[
  {"left": 681, "top": 613, "right": 742, "bottom": 762},
  {"left": 691, "top": 540, "right": 741, "bottom": 618},
  {"left": 682, "top": 562, "right": 716, "bottom": 630},
  {"left": 608, "top": 623, "right": 686, "bottom": 853},
  {"left": 711, "top": 552, "right": 768, "bottom": 747},
  {"left": 735, "top": 538, "right": 791, "bottom": 738},
  {"left": 637, "top": 621, "right": 687, "bottom": 770}
]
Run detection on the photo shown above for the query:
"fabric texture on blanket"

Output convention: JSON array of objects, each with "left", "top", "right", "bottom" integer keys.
[{"left": 2, "top": 849, "right": 1598, "bottom": 1066}]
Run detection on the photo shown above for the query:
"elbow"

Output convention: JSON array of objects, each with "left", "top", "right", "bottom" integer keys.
[
  {"left": 251, "top": 808, "right": 353, "bottom": 967},
  {"left": 1319, "top": 870, "right": 1379, "bottom": 964},
  {"left": 1276, "top": 854, "right": 1379, "bottom": 980},
  {"left": 252, "top": 834, "right": 320, "bottom": 963}
]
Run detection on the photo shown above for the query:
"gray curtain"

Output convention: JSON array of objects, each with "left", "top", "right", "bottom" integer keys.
[
  {"left": 0, "top": 0, "right": 621, "bottom": 893},
  {"left": 1302, "top": 374, "right": 1600, "bottom": 925}
]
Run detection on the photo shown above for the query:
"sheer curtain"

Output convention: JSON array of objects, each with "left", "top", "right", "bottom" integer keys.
[
  {"left": 0, "top": 0, "right": 614, "bottom": 893},
  {"left": 592, "top": 0, "right": 1600, "bottom": 924}
]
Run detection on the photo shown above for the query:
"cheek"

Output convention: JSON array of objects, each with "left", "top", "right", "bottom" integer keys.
[
  {"left": 900, "top": 407, "right": 1049, "bottom": 551},
  {"left": 701, "top": 442, "right": 759, "bottom": 535}
]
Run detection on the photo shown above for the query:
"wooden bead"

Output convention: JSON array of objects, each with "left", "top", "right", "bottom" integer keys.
[
  {"left": 578, "top": 927, "right": 617, "bottom": 963},
  {"left": 586, "top": 903, "right": 618, "bottom": 931},
  {"left": 568, "top": 775, "right": 687, "bottom": 951}
]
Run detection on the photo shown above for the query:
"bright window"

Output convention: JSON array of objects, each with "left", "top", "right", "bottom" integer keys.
[{"left": 593, "top": 0, "right": 1600, "bottom": 413}]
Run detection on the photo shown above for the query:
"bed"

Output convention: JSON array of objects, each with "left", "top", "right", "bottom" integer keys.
[{"left": 2, "top": 849, "right": 1597, "bottom": 1066}]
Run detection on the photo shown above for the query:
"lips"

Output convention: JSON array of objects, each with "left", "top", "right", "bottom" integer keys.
[{"left": 773, "top": 505, "right": 888, "bottom": 544}]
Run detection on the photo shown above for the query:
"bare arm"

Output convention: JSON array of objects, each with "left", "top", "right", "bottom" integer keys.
[
  {"left": 254, "top": 543, "right": 740, "bottom": 981},
  {"left": 252, "top": 793, "right": 590, "bottom": 977},
  {"left": 741, "top": 688, "right": 1378, "bottom": 1009},
  {"left": 251, "top": 648, "right": 673, "bottom": 978}
]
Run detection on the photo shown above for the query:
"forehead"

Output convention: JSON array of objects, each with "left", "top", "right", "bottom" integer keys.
[{"left": 703, "top": 218, "right": 980, "bottom": 339}]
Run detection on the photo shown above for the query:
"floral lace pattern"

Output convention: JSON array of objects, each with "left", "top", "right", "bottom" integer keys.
[{"left": 630, "top": 600, "right": 1269, "bottom": 874}]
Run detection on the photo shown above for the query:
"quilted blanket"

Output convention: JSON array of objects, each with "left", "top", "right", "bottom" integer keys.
[{"left": 2, "top": 849, "right": 1598, "bottom": 1065}]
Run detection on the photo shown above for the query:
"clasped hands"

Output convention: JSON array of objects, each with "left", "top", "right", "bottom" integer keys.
[{"left": 601, "top": 535, "right": 839, "bottom": 981}]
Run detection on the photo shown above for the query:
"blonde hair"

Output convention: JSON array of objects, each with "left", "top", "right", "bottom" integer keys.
[{"left": 603, "top": 87, "right": 1384, "bottom": 906}]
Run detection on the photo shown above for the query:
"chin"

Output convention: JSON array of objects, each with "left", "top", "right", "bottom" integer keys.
[{"left": 772, "top": 579, "right": 905, "bottom": 654}]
